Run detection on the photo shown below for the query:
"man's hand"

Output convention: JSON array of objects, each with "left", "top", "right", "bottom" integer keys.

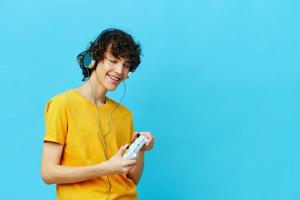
[
  {"left": 131, "top": 131, "right": 154, "bottom": 151},
  {"left": 107, "top": 145, "right": 137, "bottom": 174}
]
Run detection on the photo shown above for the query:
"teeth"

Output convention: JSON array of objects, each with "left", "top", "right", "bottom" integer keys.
[{"left": 108, "top": 74, "right": 121, "bottom": 81}]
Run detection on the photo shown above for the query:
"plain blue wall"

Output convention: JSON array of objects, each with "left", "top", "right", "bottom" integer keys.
[{"left": 0, "top": 0, "right": 299, "bottom": 199}]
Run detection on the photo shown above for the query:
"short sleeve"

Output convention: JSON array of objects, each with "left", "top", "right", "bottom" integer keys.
[{"left": 44, "top": 97, "right": 68, "bottom": 145}]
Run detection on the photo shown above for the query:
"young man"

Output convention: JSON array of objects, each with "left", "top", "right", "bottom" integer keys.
[{"left": 41, "top": 28, "right": 154, "bottom": 200}]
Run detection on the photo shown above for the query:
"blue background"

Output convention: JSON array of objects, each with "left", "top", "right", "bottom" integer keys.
[{"left": 0, "top": 0, "right": 299, "bottom": 199}]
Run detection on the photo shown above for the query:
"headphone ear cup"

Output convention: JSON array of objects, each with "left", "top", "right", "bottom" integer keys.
[
  {"left": 126, "top": 72, "right": 132, "bottom": 79},
  {"left": 81, "top": 52, "right": 95, "bottom": 69},
  {"left": 88, "top": 59, "right": 96, "bottom": 69}
]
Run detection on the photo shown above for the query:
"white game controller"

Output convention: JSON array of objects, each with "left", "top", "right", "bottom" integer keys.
[{"left": 123, "top": 135, "right": 149, "bottom": 160}]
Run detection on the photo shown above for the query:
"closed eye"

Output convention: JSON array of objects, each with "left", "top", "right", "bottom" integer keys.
[{"left": 109, "top": 59, "right": 118, "bottom": 64}]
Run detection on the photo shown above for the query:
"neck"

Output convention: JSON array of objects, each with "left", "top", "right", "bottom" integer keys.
[{"left": 78, "top": 73, "right": 107, "bottom": 106}]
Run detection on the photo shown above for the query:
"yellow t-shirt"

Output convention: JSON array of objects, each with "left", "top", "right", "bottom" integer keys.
[{"left": 44, "top": 89, "right": 137, "bottom": 200}]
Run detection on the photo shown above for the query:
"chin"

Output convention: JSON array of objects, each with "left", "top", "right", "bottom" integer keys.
[{"left": 105, "top": 84, "right": 119, "bottom": 91}]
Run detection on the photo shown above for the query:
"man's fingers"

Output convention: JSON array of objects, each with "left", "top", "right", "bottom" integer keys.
[
  {"left": 131, "top": 132, "right": 140, "bottom": 142},
  {"left": 145, "top": 135, "right": 154, "bottom": 146},
  {"left": 117, "top": 144, "right": 128, "bottom": 156},
  {"left": 123, "top": 159, "right": 136, "bottom": 167}
]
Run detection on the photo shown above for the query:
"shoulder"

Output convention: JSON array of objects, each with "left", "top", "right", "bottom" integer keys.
[{"left": 45, "top": 90, "right": 75, "bottom": 109}]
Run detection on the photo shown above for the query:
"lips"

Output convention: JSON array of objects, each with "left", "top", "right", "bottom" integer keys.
[{"left": 107, "top": 74, "right": 122, "bottom": 83}]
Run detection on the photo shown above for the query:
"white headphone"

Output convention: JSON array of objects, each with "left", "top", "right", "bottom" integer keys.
[
  {"left": 126, "top": 72, "right": 132, "bottom": 79},
  {"left": 88, "top": 59, "right": 96, "bottom": 69}
]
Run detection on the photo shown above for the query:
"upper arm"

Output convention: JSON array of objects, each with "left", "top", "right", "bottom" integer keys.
[
  {"left": 41, "top": 141, "right": 64, "bottom": 182},
  {"left": 42, "top": 141, "right": 63, "bottom": 166}
]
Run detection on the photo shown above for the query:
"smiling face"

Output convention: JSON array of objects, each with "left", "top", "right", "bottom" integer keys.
[{"left": 92, "top": 49, "right": 131, "bottom": 92}]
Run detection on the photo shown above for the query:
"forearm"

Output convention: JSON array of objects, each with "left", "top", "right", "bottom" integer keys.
[
  {"left": 42, "top": 161, "right": 112, "bottom": 185},
  {"left": 127, "top": 151, "right": 144, "bottom": 185}
]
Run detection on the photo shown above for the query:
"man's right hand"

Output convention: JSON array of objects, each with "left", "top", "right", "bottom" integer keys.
[{"left": 106, "top": 145, "right": 137, "bottom": 174}]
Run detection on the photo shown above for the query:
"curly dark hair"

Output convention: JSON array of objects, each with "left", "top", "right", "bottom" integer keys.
[{"left": 77, "top": 28, "right": 142, "bottom": 81}]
